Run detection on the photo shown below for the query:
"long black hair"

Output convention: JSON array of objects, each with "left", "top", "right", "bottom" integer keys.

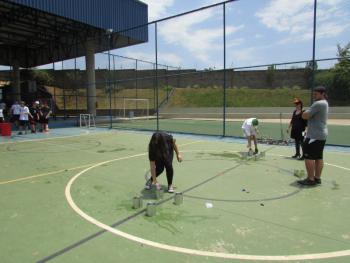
[{"left": 148, "top": 132, "right": 171, "bottom": 162}]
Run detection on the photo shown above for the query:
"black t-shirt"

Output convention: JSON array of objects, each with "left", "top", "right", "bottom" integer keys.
[
  {"left": 148, "top": 132, "right": 174, "bottom": 162},
  {"left": 291, "top": 110, "right": 307, "bottom": 139},
  {"left": 40, "top": 106, "right": 51, "bottom": 118},
  {"left": 30, "top": 107, "right": 40, "bottom": 120}
]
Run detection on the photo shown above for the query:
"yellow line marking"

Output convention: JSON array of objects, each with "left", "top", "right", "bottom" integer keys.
[
  {"left": 65, "top": 150, "right": 350, "bottom": 261},
  {"left": 0, "top": 140, "right": 202, "bottom": 186},
  {"left": 0, "top": 164, "right": 93, "bottom": 185}
]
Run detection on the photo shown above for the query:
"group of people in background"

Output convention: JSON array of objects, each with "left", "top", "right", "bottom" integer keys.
[
  {"left": 240, "top": 86, "right": 328, "bottom": 187},
  {"left": 0, "top": 100, "right": 52, "bottom": 134}
]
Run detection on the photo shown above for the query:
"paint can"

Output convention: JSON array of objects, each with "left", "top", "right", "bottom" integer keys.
[
  {"left": 146, "top": 202, "right": 157, "bottom": 217},
  {"left": 155, "top": 188, "right": 164, "bottom": 199},
  {"left": 174, "top": 192, "right": 183, "bottom": 205},
  {"left": 132, "top": 196, "right": 142, "bottom": 209}
]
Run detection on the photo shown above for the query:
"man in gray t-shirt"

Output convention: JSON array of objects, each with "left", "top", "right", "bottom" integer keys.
[{"left": 298, "top": 86, "right": 329, "bottom": 186}]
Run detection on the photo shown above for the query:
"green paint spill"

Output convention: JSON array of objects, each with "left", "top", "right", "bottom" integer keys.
[
  {"left": 111, "top": 148, "right": 126, "bottom": 152},
  {"left": 97, "top": 148, "right": 126, "bottom": 153},
  {"left": 208, "top": 152, "right": 240, "bottom": 159},
  {"left": 144, "top": 208, "right": 219, "bottom": 234},
  {"left": 93, "top": 185, "right": 104, "bottom": 191},
  {"left": 116, "top": 200, "right": 136, "bottom": 212}
]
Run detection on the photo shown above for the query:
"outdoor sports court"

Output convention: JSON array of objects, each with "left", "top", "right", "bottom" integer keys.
[{"left": 1, "top": 127, "right": 350, "bottom": 263}]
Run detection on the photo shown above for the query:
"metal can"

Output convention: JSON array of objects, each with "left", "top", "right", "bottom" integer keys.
[
  {"left": 132, "top": 196, "right": 142, "bottom": 209},
  {"left": 155, "top": 188, "right": 164, "bottom": 199},
  {"left": 146, "top": 202, "right": 157, "bottom": 216},
  {"left": 174, "top": 192, "right": 183, "bottom": 205}
]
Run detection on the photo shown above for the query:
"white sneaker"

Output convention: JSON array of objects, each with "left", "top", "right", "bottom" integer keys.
[
  {"left": 144, "top": 179, "right": 152, "bottom": 190},
  {"left": 168, "top": 185, "right": 174, "bottom": 193}
]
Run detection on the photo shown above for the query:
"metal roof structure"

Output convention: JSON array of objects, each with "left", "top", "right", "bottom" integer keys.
[{"left": 0, "top": 0, "right": 148, "bottom": 68}]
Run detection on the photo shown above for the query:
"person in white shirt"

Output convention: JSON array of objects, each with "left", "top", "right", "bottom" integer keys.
[
  {"left": 18, "top": 101, "right": 32, "bottom": 135},
  {"left": 0, "top": 100, "right": 6, "bottom": 121},
  {"left": 0, "top": 108, "right": 3, "bottom": 122},
  {"left": 10, "top": 101, "right": 21, "bottom": 128},
  {"left": 242, "top": 118, "right": 259, "bottom": 155}
]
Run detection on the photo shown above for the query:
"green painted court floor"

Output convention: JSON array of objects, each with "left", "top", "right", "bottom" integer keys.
[{"left": 1, "top": 128, "right": 350, "bottom": 263}]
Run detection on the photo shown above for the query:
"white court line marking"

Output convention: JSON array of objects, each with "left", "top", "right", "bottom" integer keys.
[
  {"left": 65, "top": 150, "right": 350, "bottom": 261},
  {"left": 268, "top": 153, "right": 350, "bottom": 172},
  {"left": 0, "top": 129, "right": 96, "bottom": 145}
]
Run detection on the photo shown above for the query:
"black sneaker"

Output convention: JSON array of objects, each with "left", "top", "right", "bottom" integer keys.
[
  {"left": 292, "top": 154, "right": 300, "bottom": 158},
  {"left": 297, "top": 156, "right": 304, "bottom": 161},
  {"left": 314, "top": 178, "right": 321, "bottom": 184},
  {"left": 297, "top": 178, "right": 317, "bottom": 186},
  {"left": 254, "top": 148, "right": 259, "bottom": 154}
]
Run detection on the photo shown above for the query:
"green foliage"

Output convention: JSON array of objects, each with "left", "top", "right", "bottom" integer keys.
[
  {"left": 31, "top": 69, "right": 54, "bottom": 85},
  {"left": 315, "top": 43, "right": 350, "bottom": 105},
  {"left": 169, "top": 87, "right": 310, "bottom": 107}
]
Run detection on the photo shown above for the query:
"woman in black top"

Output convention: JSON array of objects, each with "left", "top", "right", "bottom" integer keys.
[
  {"left": 146, "top": 132, "right": 182, "bottom": 193},
  {"left": 287, "top": 98, "right": 307, "bottom": 160}
]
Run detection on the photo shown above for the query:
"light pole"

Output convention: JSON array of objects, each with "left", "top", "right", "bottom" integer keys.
[{"left": 106, "top": 28, "right": 113, "bottom": 128}]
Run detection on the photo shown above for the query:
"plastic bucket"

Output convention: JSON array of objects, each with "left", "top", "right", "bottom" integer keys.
[{"left": 0, "top": 123, "right": 11, "bottom": 136}]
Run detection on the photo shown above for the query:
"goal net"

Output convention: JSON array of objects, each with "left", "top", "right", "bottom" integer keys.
[
  {"left": 123, "top": 98, "right": 150, "bottom": 119},
  {"left": 79, "top": 114, "right": 96, "bottom": 128}
]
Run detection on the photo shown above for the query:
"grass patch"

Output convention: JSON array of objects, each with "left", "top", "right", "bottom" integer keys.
[{"left": 168, "top": 87, "right": 310, "bottom": 107}]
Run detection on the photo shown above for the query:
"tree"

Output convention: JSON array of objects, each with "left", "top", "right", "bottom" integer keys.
[
  {"left": 329, "top": 43, "right": 350, "bottom": 104},
  {"left": 315, "top": 42, "right": 350, "bottom": 105},
  {"left": 31, "top": 69, "right": 54, "bottom": 85}
]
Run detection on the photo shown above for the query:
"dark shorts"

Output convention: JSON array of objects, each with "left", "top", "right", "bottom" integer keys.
[
  {"left": 19, "top": 120, "right": 29, "bottom": 126},
  {"left": 11, "top": 115, "right": 20, "bottom": 122},
  {"left": 40, "top": 118, "right": 49, "bottom": 124},
  {"left": 302, "top": 138, "right": 326, "bottom": 160}
]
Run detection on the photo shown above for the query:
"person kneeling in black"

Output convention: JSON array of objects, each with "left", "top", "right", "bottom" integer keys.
[
  {"left": 287, "top": 98, "right": 307, "bottom": 160},
  {"left": 146, "top": 132, "right": 182, "bottom": 193}
]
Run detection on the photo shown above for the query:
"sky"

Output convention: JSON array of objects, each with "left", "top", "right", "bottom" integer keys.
[
  {"left": 2, "top": 0, "right": 350, "bottom": 71},
  {"left": 112, "top": 0, "right": 350, "bottom": 70}
]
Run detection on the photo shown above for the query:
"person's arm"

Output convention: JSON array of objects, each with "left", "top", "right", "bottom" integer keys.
[
  {"left": 173, "top": 139, "right": 183, "bottom": 162},
  {"left": 149, "top": 161, "right": 157, "bottom": 183},
  {"left": 26, "top": 108, "right": 33, "bottom": 119},
  {"left": 302, "top": 103, "right": 319, "bottom": 120},
  {"left": 46, "top": 109, "right": 52, "bottom": 119},
  {"left": 302, "top": 111, "right": 311, "bottom": 120}
]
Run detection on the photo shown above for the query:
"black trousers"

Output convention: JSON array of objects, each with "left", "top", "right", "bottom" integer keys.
[{"left": 155, "top": 159, "right": 174, "bottom": 186}]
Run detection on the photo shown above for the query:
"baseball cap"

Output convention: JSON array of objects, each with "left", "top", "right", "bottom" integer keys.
[{"left": 314, "top": 86, "right": 326, "bottom": 93}]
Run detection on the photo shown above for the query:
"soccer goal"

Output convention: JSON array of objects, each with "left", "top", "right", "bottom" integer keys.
[
  {"left": 79, "top": 114, "right": 96, "bottom": 128},
  {"left": 123, "top": 98, "right": 149, "bottom": 119}
]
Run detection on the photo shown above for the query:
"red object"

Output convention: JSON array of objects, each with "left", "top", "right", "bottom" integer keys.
[{"left": 0, "top": 122, "right": 12, "bottom": 136}]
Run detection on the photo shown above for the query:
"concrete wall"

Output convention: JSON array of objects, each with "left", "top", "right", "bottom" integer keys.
[{"left": 0, "top": 68, "right": 311, "bottom": 90}]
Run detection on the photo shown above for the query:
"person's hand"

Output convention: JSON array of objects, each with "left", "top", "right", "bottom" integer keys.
[{"left": 177, "top": 154, "right": 183, "bottom": 162}]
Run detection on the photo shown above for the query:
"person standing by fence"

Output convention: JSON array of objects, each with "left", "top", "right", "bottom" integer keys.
[{"left": 287, "top": 98, "right": 307, "bottom": 160}]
